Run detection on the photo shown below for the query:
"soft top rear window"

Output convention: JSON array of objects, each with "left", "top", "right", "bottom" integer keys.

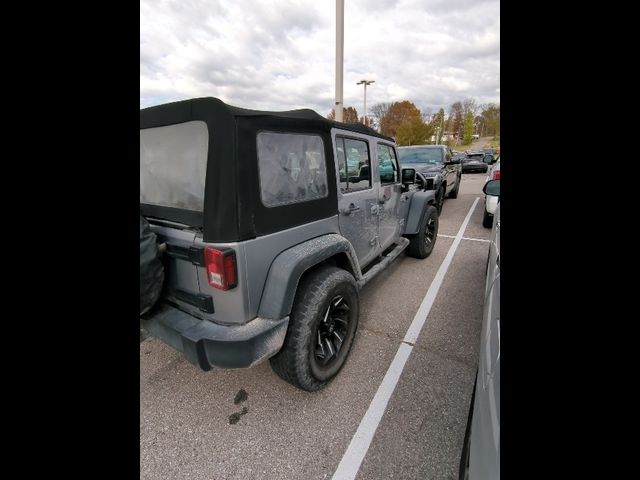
[{"left": 140, "top": 120, "right": 209, "bottom": 212}]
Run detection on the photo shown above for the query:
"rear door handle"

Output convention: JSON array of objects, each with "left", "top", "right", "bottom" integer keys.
[{"left": 341, "top": 203, "right": 361, "bottom": 215}]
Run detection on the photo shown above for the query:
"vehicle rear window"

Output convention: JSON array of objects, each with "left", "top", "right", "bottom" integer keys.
[
  {"left": 140, "top": 120, "right": 208, "bottom": 212},
  {"left": 257, "top": 132, "right": 328, "bottom": 207}
]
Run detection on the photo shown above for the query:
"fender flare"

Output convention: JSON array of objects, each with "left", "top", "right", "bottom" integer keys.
[
  {"left": 404, "top": 190, "right": 438, "bottom": 235},
  {"left": 257, "top": 234, "right": 361, "bottom": 320}
]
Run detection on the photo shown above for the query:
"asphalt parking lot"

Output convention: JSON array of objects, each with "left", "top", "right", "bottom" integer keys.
[{"left": 140, "top": 171, "right": 492, "bottom": 480}]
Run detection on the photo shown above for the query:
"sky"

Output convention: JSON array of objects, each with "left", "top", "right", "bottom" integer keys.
[{"left": 140, "top": 0, "right": 499, "bottom": 118}]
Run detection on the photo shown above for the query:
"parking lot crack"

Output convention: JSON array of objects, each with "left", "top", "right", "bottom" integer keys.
[{"left": 359, "top": 326, "right": 402, "bottom": 342}]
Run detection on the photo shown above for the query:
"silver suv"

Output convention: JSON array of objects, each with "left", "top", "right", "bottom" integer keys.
[
  {"left": 140, "top": 97, "right": 440, "bottom": 391},
  {"left": 459, "top": 180, "right": 500, "bottom": 479}
]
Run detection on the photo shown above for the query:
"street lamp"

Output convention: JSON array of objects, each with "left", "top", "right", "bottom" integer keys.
[{"left": 356, "top": 79, "right": 374, "bottom": 125}]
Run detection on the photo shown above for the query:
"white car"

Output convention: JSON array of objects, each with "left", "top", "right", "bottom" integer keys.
[{"left": 482, "top": 156, "right": 500, "bottom": 228}]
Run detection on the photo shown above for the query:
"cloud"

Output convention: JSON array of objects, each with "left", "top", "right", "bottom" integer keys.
[{"left": 140, "top": 0, "right": 499, "bottom": 116}]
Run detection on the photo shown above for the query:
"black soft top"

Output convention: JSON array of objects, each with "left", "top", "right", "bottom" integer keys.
[
  {"left": 140, "top": 97, "right": 394, "bottom": 242},
  {"left": 140, "top": 96, "right": 392, "bottom": 140}
]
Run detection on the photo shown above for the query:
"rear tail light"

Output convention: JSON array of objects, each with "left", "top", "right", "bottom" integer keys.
[
  {"left": 204, "top": 247, "right": 238, "bottom": 290},
  {"left": 492, "top": 170, "right": 500, "bottom": 180}
]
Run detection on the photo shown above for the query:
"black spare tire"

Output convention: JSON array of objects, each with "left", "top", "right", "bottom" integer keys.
[{"left": 140, "top": 215, "right": 165, "bottom": 315}]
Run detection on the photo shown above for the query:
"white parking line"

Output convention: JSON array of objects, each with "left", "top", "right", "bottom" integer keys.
[
  {"left": 331, "top": 197, "right": 481, "bottom": 480},
  {"left": 438, "top": 234, "right": 490, "bottom": 243}
]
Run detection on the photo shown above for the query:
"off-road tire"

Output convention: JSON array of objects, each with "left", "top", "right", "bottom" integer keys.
[
  {"left": 270, "top": 266, "right": 359, "bottom": 391},
  {"left": 407, "top": 205, "right": 439, "bottom": 259}
]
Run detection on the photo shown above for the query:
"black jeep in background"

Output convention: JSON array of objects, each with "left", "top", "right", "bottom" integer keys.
[{"left": 397, "top": 144, "right": 462, "bottom": 213}]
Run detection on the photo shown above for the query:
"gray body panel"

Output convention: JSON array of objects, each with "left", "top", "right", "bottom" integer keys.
[
  {"left": 377, "top": 182, "right": 403, "bottom": 250},
  {"left": 192, "top": 216, "right": 340, "bottom": 325},
  {"left": 332, "top": 128, "right": 404, "bottom": 265},
  {"left": 332, "top": 128, "right": 381, "bottom": 267},
  {"left": 258, "top": 233, "right": 361, "bottom": 320},
  {"left": 337, "top": 187, "right": 379, "bottom": 266},
  {"left": 403, "top": 190, "right": 438, "bottom": 235},
  {"left": 375, "top": 141, "right": 403, "bottom": 251},
  {"left": 469, "top": 204, "right": 500, "bottom": 480}
]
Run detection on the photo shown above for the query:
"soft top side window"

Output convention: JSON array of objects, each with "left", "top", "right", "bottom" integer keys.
[
  {"left": 257, "top": 131, "right": 328, "bottom": 207},
  {"left": 378, "top": 143, "right": 399, "bottom": 184},
  {"left": 337, "top": 136, "right": 372, "bottom": 193}
]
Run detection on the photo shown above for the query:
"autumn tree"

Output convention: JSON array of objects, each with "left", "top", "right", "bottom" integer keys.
[
  {"left": 434, "top": 108, "right": 445, "bottom": 144},
  {"left": 327, "top": 106, "right": 360, "bottom": 124},
  {"left": 462, "top": 98, "right": 478, "bottom": 117},
  {"left": 396, "top": 117, "right": 433, "bottom": 146},
  {"left": 359, "top": 116, "right": 374, "bottom": 128},
  {"left": 449, "top": 101, "right": 464, "bottom": 139},
  {"left": 480, "top": 104, "right": 500, "bottom": 137},
  {"left": 379, "top": 100, "right": 422, "bottom": 138},
  {"left": 462, "top": 111, "right": 475, "bottom": 145},
  {"left": 369, "top": 102, "right": 391, "bottom": 131},
  {"left": 473, "top": 115, "right": 483, "bottom": 137}
]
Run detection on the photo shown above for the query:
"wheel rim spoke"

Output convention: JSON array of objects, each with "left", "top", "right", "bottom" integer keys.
[
  {"left": 314, "top": 295, "right": 351, "bottom": 367},
  {"left": 323, "top": 338, "right": 336, "bottom": 364},
  {"left": 323, "top": 305, "right": 331, "bottom": 323}
]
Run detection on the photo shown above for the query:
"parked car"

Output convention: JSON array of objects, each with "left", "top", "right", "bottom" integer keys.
[
  {"left": 397, "top": 144, "right": 462, "bottom": 213},
  {"left": 459, "top": 184, "right": 500, "bottom": 480},
  {"left": 482, "top": 157, "right": 501, "bottom": 228},
  {"left": 461, "top": 152, "right": 489, "bottom": 174},
  {"left": 140, "top": 97, "right": 440, "bottom": 391}
]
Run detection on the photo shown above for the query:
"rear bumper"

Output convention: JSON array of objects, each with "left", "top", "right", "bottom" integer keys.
[{"left": 141, "top": 302, "right": 289, "bottom": 370}]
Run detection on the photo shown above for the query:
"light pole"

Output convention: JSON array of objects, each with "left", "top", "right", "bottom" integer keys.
[
  {"left": 356, "top": 79, "right": 374, "bottom": 125},
  {"left": 335, "top": 0, "right": 344, "bottom": 122}
]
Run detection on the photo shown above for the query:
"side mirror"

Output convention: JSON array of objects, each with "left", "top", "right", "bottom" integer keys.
[
  {"left": 401, "top": 167, "right": 416, "bottom": 185},
  {"left": 483, "top": 179, "right": 500, "bottom": 196},
  {"left": 446, "top": 158, "right": 461, "bottom": 165}
]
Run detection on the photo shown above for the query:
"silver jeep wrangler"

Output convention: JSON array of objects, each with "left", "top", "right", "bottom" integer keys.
[{"left": 140, "top": 97, "right": 439, "bottom": 391}]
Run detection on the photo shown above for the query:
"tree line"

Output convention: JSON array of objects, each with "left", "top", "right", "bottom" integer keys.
[{"left": 327, "top": 99, "right": 500, "bottom": 147}]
